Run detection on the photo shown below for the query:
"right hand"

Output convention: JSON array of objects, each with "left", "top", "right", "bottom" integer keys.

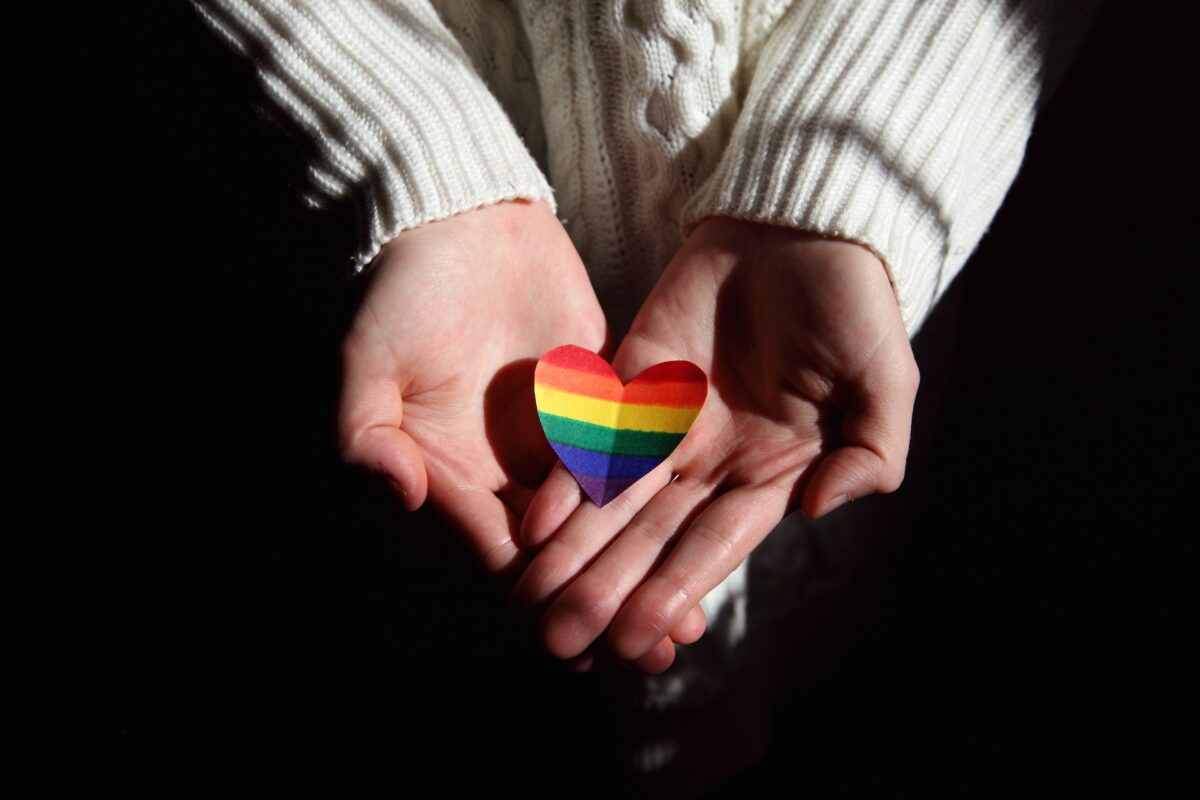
[
  {"left": 512, "top": 217, "right": 919, "bottom": 674},
  {"left": 338, "top": 199, "right": 608, "bottom": 578}
]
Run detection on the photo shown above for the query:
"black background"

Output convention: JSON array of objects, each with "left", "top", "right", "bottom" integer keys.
[{"left": 117, "top": 3, "right": 1192, "bottom": 794}]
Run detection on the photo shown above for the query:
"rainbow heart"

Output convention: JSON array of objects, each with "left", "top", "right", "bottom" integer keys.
[{"left": 534, "top": 345, "right": 707, "bottom": 507}]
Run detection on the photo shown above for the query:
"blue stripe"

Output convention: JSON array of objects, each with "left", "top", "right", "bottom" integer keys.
[{"left": 550, "top": 442, "right": 665, "bottom": 478}]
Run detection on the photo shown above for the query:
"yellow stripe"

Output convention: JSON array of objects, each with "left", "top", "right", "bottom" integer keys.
[{"left": 535, "top": 383, "right": 699, "bottom": 434}]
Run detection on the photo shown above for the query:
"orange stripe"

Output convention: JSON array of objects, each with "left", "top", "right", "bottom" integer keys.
[
  {"left": 536, "top": 362, "right": 623, "bottom": 401},
  {"left": 536, "top": 362, "right": 706, "bottom": 408}
]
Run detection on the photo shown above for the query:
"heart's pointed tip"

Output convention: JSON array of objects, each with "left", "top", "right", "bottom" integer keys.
[
  {"left": 573, "top": 473, "right": 641, "bottom": 509},
  {"left": 579, "top": 484, "right": 618, "bottom": 508},
  {"left": 592, "top": 491, "right": 620, "bottom": 508}
]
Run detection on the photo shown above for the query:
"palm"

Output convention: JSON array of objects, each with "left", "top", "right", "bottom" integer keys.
[
  {"left": 512, "top": 217, "right": 919, "bottom": 671},
  {"left": 339, "top": 200, "right": 606, "bottom": 576},
  {"left": 631, "top": 224, "right": 898, "bottom": 499}
]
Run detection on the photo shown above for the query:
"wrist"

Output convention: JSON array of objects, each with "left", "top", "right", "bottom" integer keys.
[{"left": 688, "top": 214, "right": 897, "bottom": 307}]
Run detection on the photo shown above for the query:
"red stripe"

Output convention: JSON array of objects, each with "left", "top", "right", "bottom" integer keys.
[
  {"left": 538, "top": 345, "right": 617, "bottom": 378},
  {"left": 537, "top": 347, "right": 708, "bottom": 408},
  {"left": 625, "top": 361, "right": 707, "bottom": 385},
  {"left": 623, "top": 381, "right": 706, "bottom": 407}
]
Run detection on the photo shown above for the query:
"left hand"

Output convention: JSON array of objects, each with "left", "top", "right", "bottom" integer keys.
[{"left": 510, "top": 216, "right": 920, "bottom": 673}]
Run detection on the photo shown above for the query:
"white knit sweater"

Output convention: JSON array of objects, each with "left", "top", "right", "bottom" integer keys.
[
  {"left": 191, "top": 0, "right": 1094, "bottom": 339},
  {"left": 190, "top": 2, "right": 1095, "bottom": 709}
]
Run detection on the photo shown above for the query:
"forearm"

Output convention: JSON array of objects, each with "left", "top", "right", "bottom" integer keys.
[
  {"left": 191, "top": 0, "right": 555, "bottom": 272},
  {"left": 684, "top": 0, "right": 1097, "bottom": 337}
]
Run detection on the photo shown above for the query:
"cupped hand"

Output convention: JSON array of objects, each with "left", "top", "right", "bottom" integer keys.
[
  {"left": 337, "top": 199, "right": 609, "bottom": 578},
  {"left": 511, "top": 216, "right": 920, "bottom": 672}
]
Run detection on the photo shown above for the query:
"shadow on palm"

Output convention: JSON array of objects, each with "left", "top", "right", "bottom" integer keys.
[
  {"left": 479, "top": 357, "right": 559, "bottom": 582},
  {"left": 704, "top": 258, "right": 843, "bottom": 511}
]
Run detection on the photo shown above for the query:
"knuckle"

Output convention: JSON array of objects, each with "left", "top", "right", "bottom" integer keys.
[
  {"left": 878, "top": 460, "right": 907, "bottom": 493},
  {"left": 629, "top": 514, "right": 674, "bottom": 548},
  {"left": 897, "top": 356, "right": 920, "bottom": 394},
  {"left": 563, "top": 574, "right": 623, "bottom": 632},
  {"left": 336, "top": 427, "right": 364, "bottom": 466},
  {"left": 908, "top": 360, "right": 921, "bottom": 392},
  {"left": 613, "top": 582, "right": 689, "bottom": 660},
  {"left": 478, "top": 536, "right": 519, "bottom": 574},
  {"left": 524, "top": 543, "right": 576, "bottom": 603},
  {"left": 689, "top": 520, "right": 736, "bottom": 568},
  {"left": 585, "top": 316, "right": 608, "bottom": 351},
  {"left": 608, "top": 484, "right": 644, "bottom": 520}
]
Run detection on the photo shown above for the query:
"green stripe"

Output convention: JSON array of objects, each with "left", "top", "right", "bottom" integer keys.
[{"left": 538, "top": 412, "right": 685, "bottom": 457}]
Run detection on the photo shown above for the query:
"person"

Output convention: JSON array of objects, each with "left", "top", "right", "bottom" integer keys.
[{"left": 191, "top": 0, "right": 1097, "bottom": 782}]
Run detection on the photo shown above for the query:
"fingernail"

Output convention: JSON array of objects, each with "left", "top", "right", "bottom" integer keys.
[{"left": 819, "top": 493, "right": 852, "bottom": 516}]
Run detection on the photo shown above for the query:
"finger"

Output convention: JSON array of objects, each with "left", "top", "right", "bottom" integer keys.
[
  {"left": 569, "top": 638, "right": 672, "bottom": 676},
  {"left": 538, "top": 476, "right": 714, "bottom": 660},
  {"left": 343, "top": 424, "right": 429, "bottom": 512},
  {"left": 338, "top": 344, "right": 428, "bottom": 510},
  {"left": 669, "top": 603, "right": 707, "bottom": 645},
  {"left": 606, "top": 485, "right": 787, "bottom": 661},
  {"left": 566, "top": 648, "right": 597, "bottom": 673},
  {"left": 497, "top": 483, "right": 540, "bottom": 522},
  {"left": 428, "top": 480, "right": 528, "bottom": 582},
  {"left": 611, "top": 327, "right": 689, "bottom": 384},
  {"left": 801, "top": 357, "right": 920, "bottom": 518},
  {"left": 561, "top": 607, "right": 700, "bottom": 675},
  {"left": 519, "top": 461, "right": 584, "bottom": 549},
  {"left": 628, "top": 637, "right": 676, "bottom": 675},
  {"left": 508, "top": 459, "right": 675, "bottom": 613}
]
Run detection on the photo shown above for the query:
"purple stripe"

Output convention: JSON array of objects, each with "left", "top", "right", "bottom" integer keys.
[
  {"left": 574, "top": 473, "right": 643, "bottom": 508},
  {"left": 549, "top": 442, "right": 664, "bottom": 479}
]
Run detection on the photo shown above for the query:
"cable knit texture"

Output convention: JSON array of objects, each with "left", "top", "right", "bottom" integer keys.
[
  {"left": 193, "top": 0, "right": 1096, "bottom": 721},
  {"left": 193, "top": 0, "right": 1092, "bottom": 337}
]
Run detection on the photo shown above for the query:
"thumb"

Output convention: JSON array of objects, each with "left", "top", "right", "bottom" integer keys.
[
  {"left": 343, "top": 424, "right": 429, "bottom": 512},
  {"left": 801, "top": 363, "right": 919, "bottom": 518},
  {"left": 339, "top": 357, "right": 429, "bottom": 510},
  {"left": 611, "top": 330, "right": 683, "bottom": 383}
]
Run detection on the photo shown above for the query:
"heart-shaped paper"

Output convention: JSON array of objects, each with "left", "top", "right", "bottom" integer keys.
[{"left": 534, "top": 345, "right": 707, "bottom": 507}]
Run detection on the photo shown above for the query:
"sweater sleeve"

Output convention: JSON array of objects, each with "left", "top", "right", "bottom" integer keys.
[
  {"left": 682, "top": 1, "right": 1095, "bottom": 337},
  {"left": 190, "top": 0, "right": 556, "bottom": 273}
]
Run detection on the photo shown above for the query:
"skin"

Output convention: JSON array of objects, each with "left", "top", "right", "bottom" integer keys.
[
  {"left": 337, "top": 199, "right": 705, "bottom": 672},
  {"left": 510, "top": 215, "right": 920, "bottom": 671}
]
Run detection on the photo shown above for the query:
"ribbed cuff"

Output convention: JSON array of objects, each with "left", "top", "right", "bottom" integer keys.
[
  {"left": 683, "top": 1, "right": 1055, "bottom": 337},
  {"left": 192, "top": 0, "right": 555, "bottom": 273}
]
